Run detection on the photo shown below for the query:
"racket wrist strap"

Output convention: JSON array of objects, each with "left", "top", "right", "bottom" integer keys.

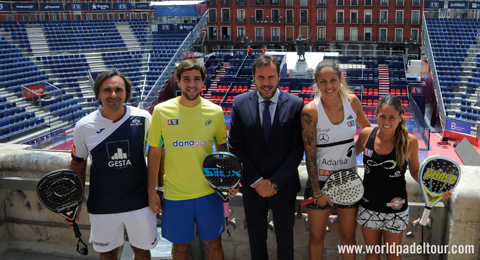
[{"left": 313, "top": 193, "right": 323, "bottom": 204}]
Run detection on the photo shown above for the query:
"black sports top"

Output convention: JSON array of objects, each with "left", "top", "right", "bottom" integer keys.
[{"left": 360, "top": 127, "right": 408, "bottom": 213}]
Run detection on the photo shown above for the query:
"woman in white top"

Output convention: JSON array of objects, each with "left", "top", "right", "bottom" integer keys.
[{"left": 301, "top": 59, "right": 371, "bottom": 260}]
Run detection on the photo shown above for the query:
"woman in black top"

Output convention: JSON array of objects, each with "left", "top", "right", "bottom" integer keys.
[{"left": 355, "top": 95, "right": 450, "bottom": 260}]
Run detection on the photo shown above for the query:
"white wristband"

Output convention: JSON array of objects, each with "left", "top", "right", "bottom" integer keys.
[{"left": 156, "top": 187, "right": 164, "bottom": 192}]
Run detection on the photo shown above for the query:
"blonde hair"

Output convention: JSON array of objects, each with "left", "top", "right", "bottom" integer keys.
[
  {"left": 313, "top": 59, "right": 351, "bottom": 102},
  {"left": 377, "top": 95, "right": 409, "bottom": 169}
]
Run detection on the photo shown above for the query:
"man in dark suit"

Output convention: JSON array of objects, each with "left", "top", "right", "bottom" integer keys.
[{"left": 228, "top": 55, "right": 304, "bottom": 260}]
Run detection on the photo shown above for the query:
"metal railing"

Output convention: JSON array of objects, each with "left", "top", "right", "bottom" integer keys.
[
  {"left": 422, "top": 14, "right": 446, "bottom": 130},
  {"left": 137, "top": 12, "right": 208, "bottom": 110}
]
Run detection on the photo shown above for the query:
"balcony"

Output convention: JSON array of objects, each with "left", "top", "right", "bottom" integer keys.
[
  {"left": 208, "top": 35, "right": 218, "bottom": 41},
  {"left": 251, "top": 0, "right": 266, "bottom": 5},
  {"left": 395, "top": 0, "right": 404, "bottom": 6},
  {"left": 236, "top": 0, "right": 247, "bottom": 5},
  {"left": 221, "top": 0, "right": 231, "bottom": 5},
  {"left": 300, "top": 18, "right": 308, "bottom": 24},
  {"left": 317, "top": 1, "right": 327, "bottom": 7},
  {"left": 410, "top": 19, "right": 421, "bottom": 25},
  {"left": 317, "top": 18, "right": 327, "bottom": 24},
  {"left": 317, "top": 37, "right": 327, "bottom": 42},
  {"left": 220, "top": 35, "right": 232, "bottom": 41},
  {"left": 272, "top": 35, "right": 281, "bottom": 42},
  {"left": 208, "top": 17, "right": 217, "bottom": 23},
  {"left": 412, "top": 0, "right": 420, "bottom": 6},
  {"left": 236, "top": 18, "right": 246, "bottom": 23},
  {"left": 222, "top": 17, "right": 230, "bottom": 23},
  {"left": 350, "top": 17, "right": 359, "bottom": 24},
  {"left": 255, "top": 36, "right": 265, "bottom": 42},
  {"left": 362, "top": 17, "right": 373, "bottom": 24},
  {"left": 379, "top": 18, "right": 390, "bottom": 24},
  {"left": 395, "top": 18, "right": 404, "bottom": 25},
  {"left": 335, "top": 18, "right": 345, "bottom": 24},
  {"left": 207, "top": 0, "right": 217, "bottom": 5},
  {"left": 380, "top": 0, "right": 389, "bottom": 6}
]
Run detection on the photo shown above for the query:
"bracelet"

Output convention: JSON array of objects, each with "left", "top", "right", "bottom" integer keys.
[
  {"left": 313, "top": 193, "right": 323, "bottom": 204},
  {"left": 156, "top": 187, "right": 164, "bottom": 192}
]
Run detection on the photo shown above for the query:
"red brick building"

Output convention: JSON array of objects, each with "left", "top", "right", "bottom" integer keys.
[{"left": 206, "top": 0, "right": 422, "bottom": 57}]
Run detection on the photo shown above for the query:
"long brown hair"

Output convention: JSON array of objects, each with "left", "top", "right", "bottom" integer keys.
[{"left": 377, "top": 95, "right": 409, "bottom": 168}]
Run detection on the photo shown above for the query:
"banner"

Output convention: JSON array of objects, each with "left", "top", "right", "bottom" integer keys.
[
  {"left": 90, "top": 3, "right": 111, "bottom": 11},
  {"left": 233, "top": 50, "right": 247, "bottom": 56},
  {"left": 158, "top": 24, "right": 174, "bottom": 31},
  {"left": 0, "top": 2, "right": 11, "bottom": 11},
  {"left": 90, "top": 71, "right": 104, "bottom": 81},
  {"left": 178, "top": 23, "right": 195, "bottom": 31},
  {"left": 470, "top": 2, "right": 480, "bottom": 9},
  {"left": 12, "top": 2, "right": 38, "bottom": 11},
  {"left": 215, "top": 50, "right": 231, "bottom": 56},
  {"left": 424, "top": 1, "right": 444, "bottom": 8},
  {"left": 41, "top": 3, "right": 63, "bottom": 11},
  {"left": 65, "top": 3, "right": 88, "bottom": 11},
  {"left": 448, "top": 1, "right": 468, "bottom": 9},
  {"left": 25, "top": 85, "right": 44, "bottom": 99},
  {"left": 113, "top": 3, "right": 132, "bottom": 11},
  {"left": 135, "top": 3, "right": 150, "bottom": 9},
  {"left": 446, "top": 119, "right": 471, "bottom": 134}
]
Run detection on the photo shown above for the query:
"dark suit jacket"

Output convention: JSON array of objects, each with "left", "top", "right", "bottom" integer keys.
[{"left": 228, "top": 89, "right": 305, "bottom": 197}]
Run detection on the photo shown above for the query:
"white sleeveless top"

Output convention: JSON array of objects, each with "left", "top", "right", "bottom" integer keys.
[{"left": 315, "top": 96, "right": 358, "bottom": 181}]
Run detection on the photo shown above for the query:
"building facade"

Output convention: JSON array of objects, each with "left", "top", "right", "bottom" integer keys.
[{"left": 206, "top": 0, "right": 422, "bottom": 57}]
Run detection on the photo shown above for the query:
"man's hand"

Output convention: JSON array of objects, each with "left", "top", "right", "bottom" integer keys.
[
  {"left": 149, "top": 192, "right": 162, "bottom": 214},
  {"left": 64, "top": 205, "right": 81, "bottom": 230},
  {"left": 253, "top": 180, "right": 277, "bottom": 197}
]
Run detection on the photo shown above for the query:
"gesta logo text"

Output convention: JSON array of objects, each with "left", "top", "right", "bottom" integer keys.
[{"left": 423, "top": 168, "right": 457, "bottom": 184}]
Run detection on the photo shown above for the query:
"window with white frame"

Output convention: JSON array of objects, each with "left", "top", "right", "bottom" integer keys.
[
  {"left": 255, "top": 27, "right": 264, "bottom": 41},
  {"left": 209, "top": 9, "right": 217, "bottom": 22},
  {"left": 365, "top": 10, "right": 372, "bottom": 23},
  {"left": 256, "top": 9, "right": 263, "bottom": 22},
  {"left": 351, "top": 27, "right": 358, "bottom": 41},
  {"left": 380, "top": 10, "right": 388, "bottom": 24},
  {"left": 395, "top": 28, "right": 403, "bottom": 42},
  {"left": 318, "top": 26, "right": 326, "bottom": 41},
  {"left": 237, "top": 9, "right": 245, "bottom": 22},
  {"left": 351, "top": 0, "right": 358, "bottom": 5},
  {"left": 300, "top": 10, "right": 308, "bottom": 23},
  {"left": 396, "top": 10, "right": 403, "bottom": 24},
  {"left": 412, "top": 10, "right": 420, "bottom": 24},
  {"left": 364, "top": 28, "right": 372, "bottom": 41},
  {"left": 272, "top": 27, "right": 280, "bottom": 41},
  {"left": 337, "top": 0, "right": 344, "bottom": 6},
  {"left": 350, "top": 10, "right": 358, "bottom": 23},
  {"left": 337, "top": 10, "right": 344, "bottom": 23},
  {"left": 318, "top": 9, "right": 326, "bottom": 23},
  {"left": 365, "top": 0, "right": 372, "bottom": 5},
  {"left": 411, "top": 29, "right": 419, "bottom": 42},
  {"left": 380, "top": 28, "right": 387, "bottom": 41},
  {"left": 221, "top": 8, "right": 230, "bottom": 23},
  {"left": 286, "top": 9, "right": 293, "bottom": 23},
  {"left": 238, "top": 26, "right": 245, "bottom": 38},
  {"left": 336, "top": 27, "right": 344, "bottom": 40}
]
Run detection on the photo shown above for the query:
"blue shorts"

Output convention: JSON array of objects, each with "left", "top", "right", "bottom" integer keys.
[{"left": 161, "top": 193, "right": 225, "bottom": 244}]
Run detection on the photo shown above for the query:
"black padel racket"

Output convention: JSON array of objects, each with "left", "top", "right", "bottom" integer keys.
[
  {"left": 203, "top": 152, "right": 242, "bottom": 236},
  {"left": 419, "top": 156, "right": 461, "bottom": 226},
  {"left": 300, "top": 169, "right": 364, "bottom": 207},
  {"left": 37, "top": 169, "right": 88, "bottom": 255}
]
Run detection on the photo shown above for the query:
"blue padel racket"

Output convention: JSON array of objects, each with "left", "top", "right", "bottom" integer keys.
[
  {"left": 419, "top": 156, "right": 461, "bottom": 226},
  {"left": 203, "top": 152, "right": 242, "bottom": 235},
  {"left": 300, "top": 169, "right": 364, "bottom": 207},
  {"left": 37, "top": 169, "right": 88, "bottom": 255}
]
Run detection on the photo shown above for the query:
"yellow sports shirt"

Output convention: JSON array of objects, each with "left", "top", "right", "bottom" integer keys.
[{"left": 147, "top": 97, "right": 228, "bottom": 200}]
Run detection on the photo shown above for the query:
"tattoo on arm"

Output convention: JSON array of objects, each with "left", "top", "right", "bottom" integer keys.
[{"left": 301, "top": 112, "right": 321, "bottom": 195}]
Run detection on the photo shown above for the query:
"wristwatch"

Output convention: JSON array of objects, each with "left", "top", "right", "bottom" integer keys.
[{"left": 271, "top": 183, "right": 278, "bottom": 189}]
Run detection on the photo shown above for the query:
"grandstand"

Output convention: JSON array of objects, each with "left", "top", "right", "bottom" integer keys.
[
  {"left": 0, "top": 17, "right": 201, "bottom": 146},
  {"left": 424, "top": 17, "right": 480, "bottom": 136}
]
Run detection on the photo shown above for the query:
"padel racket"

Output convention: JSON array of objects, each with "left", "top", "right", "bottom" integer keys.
[
  {"left": 37, "top": 169, "right": 88, "bottom": 255},
  {"left": 203, "top": 152, "right": 242, "bottom": 236},
  {"left": 300, "top": 169, "right": 364, "bottom": 207},
  {"left": 418, "top": 155, "right": 461, "bottom": 226}
]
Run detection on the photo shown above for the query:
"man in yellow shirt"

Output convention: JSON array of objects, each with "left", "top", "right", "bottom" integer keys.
[{"left": 147, "top": 59, "right": 236, "bottom": 260}]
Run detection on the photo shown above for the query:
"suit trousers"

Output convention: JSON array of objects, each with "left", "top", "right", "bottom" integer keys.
[{"left": 243, "top": 193, "right": 296, "bottom": 260}]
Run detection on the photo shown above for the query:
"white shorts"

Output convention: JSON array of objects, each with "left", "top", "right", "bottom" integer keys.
[
  {"left": 356, "top": 205, "right": 409, "bottom": 234},
  {"left": 89, "top": 206, "right": 159, "bottom": 253}
]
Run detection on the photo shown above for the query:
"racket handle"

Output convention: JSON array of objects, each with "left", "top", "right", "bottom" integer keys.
[
  {"left": 73, "top": 222, "right": 82, "bottom": 238},
  {"left": 224, "top": 202, "right": 230, "bottom": 218},
  {"left": 299, "top": 197, "right": 314, "bottom": 208},
  {"left": 419, "top": 208, "right": 431, "bottom": 226}
]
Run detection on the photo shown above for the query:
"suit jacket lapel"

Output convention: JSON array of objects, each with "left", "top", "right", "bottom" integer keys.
[
  {"left": 247, "top": 91, "right": 265, "bottom": 143},
  {"left": 267, "top": 91, "right": 288, "bottom": 145}
]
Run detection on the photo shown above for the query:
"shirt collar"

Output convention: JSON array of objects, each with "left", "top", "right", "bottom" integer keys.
[{"left": 257, "top": 88, "right": 280, "bottom": 104}]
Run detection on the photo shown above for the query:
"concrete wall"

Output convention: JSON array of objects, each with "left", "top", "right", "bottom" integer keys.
[{"left": 0, "top": 144, "right": 478, "bottom": 259}]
